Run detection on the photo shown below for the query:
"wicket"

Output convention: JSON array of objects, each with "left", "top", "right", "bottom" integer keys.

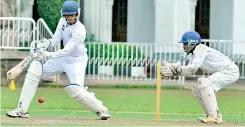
[{"left": 156, "top": 61, "right": 161, "bottom": 121}]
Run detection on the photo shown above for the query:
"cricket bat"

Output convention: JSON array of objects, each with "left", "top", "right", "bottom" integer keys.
[
  {"left": 6, "top": 40, "right": 47, "bottom": 81},
  {"left": 6, "top": 55, "right": 33, "bottom": 81},
  {"left": 6, "top": 46, "right": 47, "bottom": 81}
]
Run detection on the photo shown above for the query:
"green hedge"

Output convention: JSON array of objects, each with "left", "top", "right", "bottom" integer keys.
[
  {"left": 85, "top": 43, "right": 145, "bottom": 66},
  {"left": 37, "top": 0, "right": 78, "bottom": 33},
  {"left": 86, "top": 43, "right": 144, "bottom": 58}
]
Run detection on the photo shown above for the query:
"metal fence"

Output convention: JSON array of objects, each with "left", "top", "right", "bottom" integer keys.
[
  {"left": 0, "top": 17, "right": 57, "bottom": 82},
  {"left": 37, "top": 18, "right": 53, "bottom": 41},
  {"left": 0, "top": 17, "right": 36, "bottom": 50},
  {"left": 85, "top": 41, "right": 245, "bottom": 82},
  {"left": 1, "top": 17, "right": 244, "bottom": 83},
  {"left": 0, "top": 17, "right": 56, "bottom": 50},
  {"left": 85, "top": 42, "right": 184, "bottom": 84},
  {"left": 36, "top": 18, "right": 60, "bottom": 53}
]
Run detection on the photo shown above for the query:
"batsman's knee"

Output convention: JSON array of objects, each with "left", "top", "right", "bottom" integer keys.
[
  {"left": 65, "top": 84, "right": 86, "bottom": 99},
  {"left": 28, "top": 61, "right": 43, "bottom": 75},
  {"left": 26, "top": 61, "right": 43, "bottom": 82},
  {"left": 64, "top": 84, "right": 108, "bottom": 113}
]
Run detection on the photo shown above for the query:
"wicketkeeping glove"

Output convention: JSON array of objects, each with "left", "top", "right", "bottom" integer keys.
[{"left": 160, "top": 62, "right": 181, "bottom": 78}]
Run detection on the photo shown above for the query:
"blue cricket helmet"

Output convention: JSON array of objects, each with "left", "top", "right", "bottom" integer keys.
[
  {"left": 179, "top": 31, "right": 201, "bottom": 54},
  {"left": 179, "top": 31, "right": 201, "bottom": 44},
  {"left": 61, "top": 0, "right": 79, "bottom": 16}
]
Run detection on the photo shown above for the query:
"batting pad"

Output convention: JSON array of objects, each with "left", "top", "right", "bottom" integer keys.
[
  {"left": 196, "top": 77, "right": 218, "bottom": 118},
  {"left": 64, "top": 84, "right": 108, "bottom": 113},
  {"left": 18, "top": 61, "right": 43, "bottom": 112}
]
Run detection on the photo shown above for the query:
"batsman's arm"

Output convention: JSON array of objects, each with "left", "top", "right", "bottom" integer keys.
[
  {"left": 49, "top": 27, "right": 86, "bottom": 58},
  {"left": 49, "top": 18, "right": 63, "bottom": 47}
]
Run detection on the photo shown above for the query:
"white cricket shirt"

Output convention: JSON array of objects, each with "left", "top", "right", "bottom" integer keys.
[
  {"left": 50, "top": 17, "right": 87, "bottom": 57},
  {"left": 187, "top": 44, "right": 233, "bottom": 74}
]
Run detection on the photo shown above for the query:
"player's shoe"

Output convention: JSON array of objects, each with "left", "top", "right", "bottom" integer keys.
[
  {"left": 199, "top": 116, "right": 223, "bottom": 124},
  {"left": 96, "top": 111, "right": 111, "bottom": 120},
  {"left": 6, "top": 108, "right": 29, "bottom": 118},
  {"left": 198, "top": 114, "right": 208, "bottom": 121},
  {"left": 198, "top": 112, "right": 223, "bottom": 124}
]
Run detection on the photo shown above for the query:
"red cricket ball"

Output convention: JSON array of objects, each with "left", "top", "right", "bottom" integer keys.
[{"left": 38, "top": 97, "right": 45, "bottom": 103}]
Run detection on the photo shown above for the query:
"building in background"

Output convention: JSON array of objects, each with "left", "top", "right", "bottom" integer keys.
[
  {"left": 0, "top": 0, "right": 34, "bottom": 18},
  {"left": 0, "top": 0, "right": 16, "bottom": 17},
  {"left": 83, "top": 0, "right": 245, "bottom": 44},
  {"left": 2, "top": 0, "right": 245, "bottom": 44}
]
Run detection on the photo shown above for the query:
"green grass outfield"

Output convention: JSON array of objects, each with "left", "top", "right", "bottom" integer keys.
[{"left": 1, "top": 85, "right": 245, "bottom": 126}]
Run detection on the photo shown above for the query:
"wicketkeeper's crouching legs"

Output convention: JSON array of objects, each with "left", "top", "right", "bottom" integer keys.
[
  {"left": 192, "top": 84, "right": 209, "bottom": 116},
  {"left": 64, "top": 84, "right": 110, "bottom": 120},
  {"left": 6, "top": 60, "right": 43, "bottom": 118},
  {"left": 193, "top": 77, "right": 223, "bottom": 124}
]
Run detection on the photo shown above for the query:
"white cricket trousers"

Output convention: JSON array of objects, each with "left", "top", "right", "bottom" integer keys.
[
  {"left": 41, "top": 54, "right": 88, "bottom": 86},
  {"left": 208, "top": 63, "right": 239, "bottom": 92}
]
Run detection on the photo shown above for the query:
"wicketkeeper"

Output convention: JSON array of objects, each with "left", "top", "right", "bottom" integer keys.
[{"left": 160, "top": 31, "right": 239, "bottom": 124}]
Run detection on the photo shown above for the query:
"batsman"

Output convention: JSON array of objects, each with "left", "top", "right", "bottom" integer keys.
[
  {"left": 6, "top": 1, "right": 110, "bottom": 120},
  {"left": 160, "top": 31, "right": 239, "bottom": 124}
]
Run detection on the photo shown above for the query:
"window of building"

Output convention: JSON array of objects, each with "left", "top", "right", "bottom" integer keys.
[
  {"left": 195, "top": 0, "right": 210, "bottom": 39},
  {"left": 200, "top": 0, "right": 210, "bottom": 27}
]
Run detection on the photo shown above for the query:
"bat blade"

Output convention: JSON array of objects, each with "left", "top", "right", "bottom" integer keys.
[{"left": 6, "top": 56, "right": 32, "bottom": 81}]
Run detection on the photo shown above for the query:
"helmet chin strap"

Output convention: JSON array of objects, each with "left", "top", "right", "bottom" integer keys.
[{"left": 186, "top": 43, "right": 198, "bottom": 55}]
